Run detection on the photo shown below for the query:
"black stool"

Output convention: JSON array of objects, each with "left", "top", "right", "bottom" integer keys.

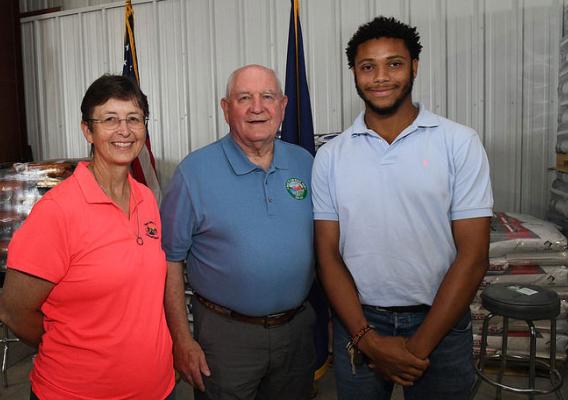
[{"left": 470, "top": 283, "right": 564, "bottom": 399}]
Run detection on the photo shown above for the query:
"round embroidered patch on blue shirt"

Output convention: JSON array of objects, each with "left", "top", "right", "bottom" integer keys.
[{"left": 285, "top": 178, "right": 308, "bottom": 200}]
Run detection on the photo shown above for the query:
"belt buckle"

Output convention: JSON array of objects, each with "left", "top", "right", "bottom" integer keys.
[
  {"left": 263, "top": 305, "right": 303, "bottom": 328},
  {"left": 264, "top": 313, "right": 283, "bottom": 329},
  {"left": 263, "top": 317, "right": 272, "bottom": 329}
]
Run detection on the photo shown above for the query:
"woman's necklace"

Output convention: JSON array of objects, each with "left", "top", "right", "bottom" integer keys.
[
  {"left": 88, "top": 164, "right": 144, "bottom": 246},
  {"left": 89, "top": 164, "right": 127, "bottom": 200}
]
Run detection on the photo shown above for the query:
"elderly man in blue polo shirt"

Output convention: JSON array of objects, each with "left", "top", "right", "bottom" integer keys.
[
  {"left": 161, "top": 64, "right": 315, "bottom": 400},
  {"left": 313, "top": 17, "right": 493, "bottom": 400}
]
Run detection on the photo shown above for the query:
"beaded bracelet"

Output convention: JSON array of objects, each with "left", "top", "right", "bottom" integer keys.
[{"left": 351, "top": 325, "right": 373, "bottom": 348}]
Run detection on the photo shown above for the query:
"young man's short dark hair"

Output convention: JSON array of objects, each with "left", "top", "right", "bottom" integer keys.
[
  {"left": 346, "top": 16, "right": 423, "bottom": 68},
  {"left": 81, "top": 74, "right": 149, "bottom": 128}
]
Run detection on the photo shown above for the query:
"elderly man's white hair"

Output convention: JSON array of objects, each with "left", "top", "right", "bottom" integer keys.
[{"left": 224, "top": 64, "right": 284, "bottom": 98}]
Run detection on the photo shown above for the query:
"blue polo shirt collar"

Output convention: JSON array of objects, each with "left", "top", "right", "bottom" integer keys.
[
  {"left": 221, "top": 133, "right": 289, "bottom": 175},
  {"left": 351, "top": 102, "right": 440, "bottom": 142}
]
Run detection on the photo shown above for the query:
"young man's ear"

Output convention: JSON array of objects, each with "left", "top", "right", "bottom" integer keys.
[{"left": 412, "top": 59, "right": 419, "bottom": 80}]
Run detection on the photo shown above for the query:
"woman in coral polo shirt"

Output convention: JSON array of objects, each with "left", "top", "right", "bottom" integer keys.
[{"left": 0, "top": 75, "right": 174, "bottom": 399}]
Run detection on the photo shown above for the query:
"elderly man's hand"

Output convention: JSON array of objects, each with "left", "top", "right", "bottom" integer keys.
[
  {"left": 173, "top": 338, "right": 211, "bottom": 392},
  {"left": 359, "top": 332, "right": 429, "bottom": 386}
]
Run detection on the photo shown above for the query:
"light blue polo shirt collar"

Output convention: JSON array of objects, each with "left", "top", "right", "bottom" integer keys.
[
  {"left": 351, "top": 102, "right": 440, "bottom": 143},
  {"left": 221, "top": 133, "right": 289, "bottom": 175}
]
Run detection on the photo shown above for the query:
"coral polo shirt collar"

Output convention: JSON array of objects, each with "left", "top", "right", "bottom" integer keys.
[
  {"left": 221, "top": 133, "right": 288, "bottom": 176},
  {"left": 74, "top": 161, "right": 143, "bottom": 210},
  {"left": 351, "top": 102, "right": 440, "bottom": 143}
]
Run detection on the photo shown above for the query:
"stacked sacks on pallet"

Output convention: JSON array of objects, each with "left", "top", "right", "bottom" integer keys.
[
  {"left": 549, "top": 171, "right": 568, "bottom": 234},
  {"left": 489, "top": 212, "right": 567, "bottom": 257},
  {"left": 470, "top": 212, "right": 568, "bottom": 359},
  {"left": 0, "top": 161, "right": 77, "bottom": 283}
]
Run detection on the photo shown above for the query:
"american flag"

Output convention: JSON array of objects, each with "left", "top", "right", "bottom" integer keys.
[{"left": 123, "top": 0, "right": 161, "bottom": 203}]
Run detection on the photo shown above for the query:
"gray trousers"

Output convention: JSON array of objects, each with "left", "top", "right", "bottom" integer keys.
[{"left": 192, "top": 298, "right": 316, "bottom": 400}]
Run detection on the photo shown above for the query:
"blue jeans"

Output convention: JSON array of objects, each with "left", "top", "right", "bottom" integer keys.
[{"left": 333, "top": 307, "right": 475, "bottom": 400}]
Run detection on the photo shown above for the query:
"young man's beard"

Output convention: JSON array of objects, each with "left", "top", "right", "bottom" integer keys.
[{"left": 355, "top": 68, "right": 414, "bottom": 116}]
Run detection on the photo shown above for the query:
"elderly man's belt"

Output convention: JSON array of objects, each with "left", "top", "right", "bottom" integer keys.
[{"left": 194, "top": 293, "right": 304, "bottom": 328}]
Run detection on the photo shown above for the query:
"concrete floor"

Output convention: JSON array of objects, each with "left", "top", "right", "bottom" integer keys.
[{"left": 2, "top": 352, "right": 568, "bottom": 399}]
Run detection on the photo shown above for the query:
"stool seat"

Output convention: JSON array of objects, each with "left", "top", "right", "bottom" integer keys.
[{"left": 481, "top": 283, "right": 560, "bottom": 321}]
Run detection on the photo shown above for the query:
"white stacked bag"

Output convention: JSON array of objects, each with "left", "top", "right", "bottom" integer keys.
[{"left": 470, "top": 212, "right": 568, "bottom": 360}]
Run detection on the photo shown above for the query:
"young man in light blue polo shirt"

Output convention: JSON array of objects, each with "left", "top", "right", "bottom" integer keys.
[
  {"left": 313, "top": 16, "right": 493, "bottom": 400},
  {"left": 161, "top": 65, "right": 316, "bottom": 400}
]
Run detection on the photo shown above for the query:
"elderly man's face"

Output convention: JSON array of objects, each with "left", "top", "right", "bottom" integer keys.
[{"left": 221, "top": 66, "right": 287, "bottom": 148}]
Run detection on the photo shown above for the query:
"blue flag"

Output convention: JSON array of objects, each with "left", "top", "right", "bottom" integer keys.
[
  {"left": 282, "top": 0, "right": 329, "bottom": 379},
  {"left": 281, "top": 0, "right": 316, "bottom": 156}
]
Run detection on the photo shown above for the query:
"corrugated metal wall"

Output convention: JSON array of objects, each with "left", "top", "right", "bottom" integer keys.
[
  {"left": 19, "top": 0, "right": 562, "bottom": 217},
  {"left": 19, "top": 0, "right": 117, "bottom": 13}
]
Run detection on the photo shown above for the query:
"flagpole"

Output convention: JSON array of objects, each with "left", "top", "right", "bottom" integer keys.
[{"left": 293, "top": 0, "right": 301, "bottom": 144}]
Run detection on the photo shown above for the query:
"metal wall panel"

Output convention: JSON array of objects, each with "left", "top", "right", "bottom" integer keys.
[
  {"left": 411, "top": 0, "right": 447, "bottom": 116},
  {"left": 19, "top": 0, "right": 562, "bottom": 217},
  {"left": 185, "top": 0, "right": 217, "bottom": 153},
  {"left": 137, "top": 0, "right": 168, "bottom": 177},
  {"left": 374, "top": 0, "right": 409, "bottom": 21},
  {"left": 521, "top": 0, "right": 560, "bottom": 216},
  {"left": 36, "top": 17, "right": 65, "bottom": 159},
  {"left": 20, "top": 0, "right": 122, "bottom": 13},
  {"left": 20, "top": 0, "right": 52, "bottom": 13},
  {"left": 339, "top": 0, "right": 370, "bottom": 126},
  {"left": 20, "top": 22, "right": 41, "bottom": 157},
  {"left": 303, "top": 0, "right": 342, "bottom": 134},
  {"left": 446, "top": 0, "right": 484, "bottom": 136},
  {"left": 484, "top": 0, "right": 524, "bottom": 212},
  {"left": 59, "top": 13, "right": 84, "bottom": 157}
]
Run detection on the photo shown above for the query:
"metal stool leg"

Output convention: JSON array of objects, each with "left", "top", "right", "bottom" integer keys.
[
  {"left": 550, "top": 319, "right": 566, "bottom": 400},
  {"left": 479, "top": 314, "right": 493, "bottom": 372},
  {"left": 1, "top": 323, "right": 8, "bottom": 387},
  {"left": 528, "top": 321, "right": 537, "bottom": 400},
  {"left": 470, "top": 313, "right": 494, "bottom": 400},
  {"left": 1, "top": 323, "right": 20, "bottom": 388},
  {"left": 496, "top": 316, "right": 509, "bottom": 400}
]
